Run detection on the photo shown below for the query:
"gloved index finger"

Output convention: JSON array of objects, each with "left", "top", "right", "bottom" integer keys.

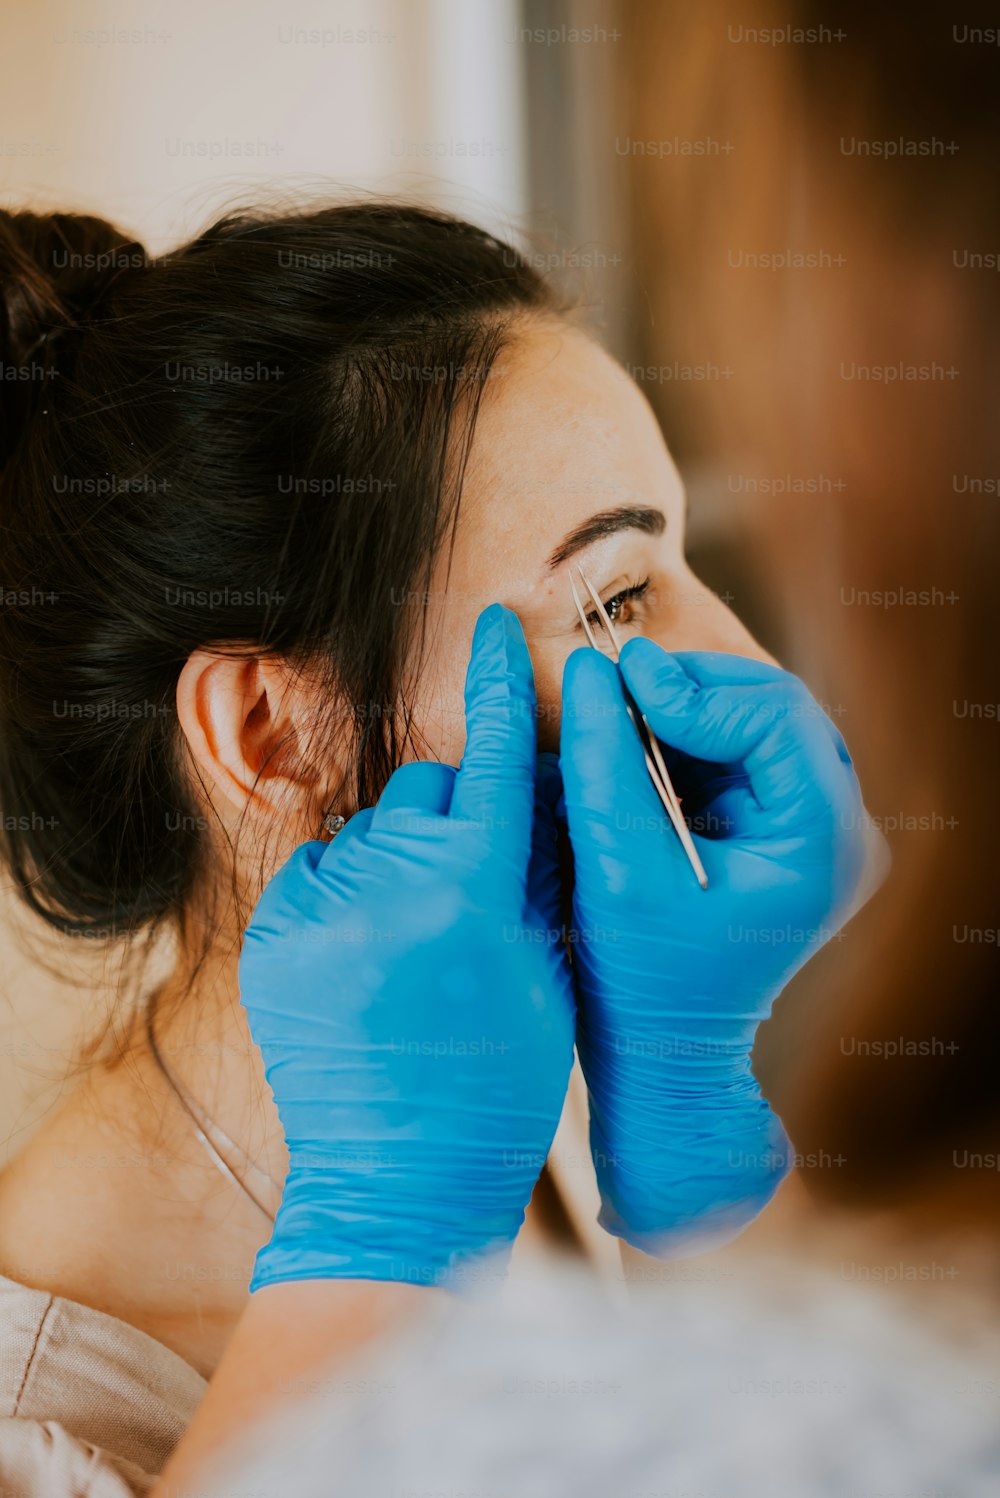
[
  {"left": 666, "top": 650, "right": 855, "bottom": 769},
  {"left": 619, "top": 639, "right": 848, "bottom": 826},
  {"left": 560, "top": 644, "right": 662, "bottom": 825},
  {"left": 449, "top": 604, "right": 537, "bottom": 876}
]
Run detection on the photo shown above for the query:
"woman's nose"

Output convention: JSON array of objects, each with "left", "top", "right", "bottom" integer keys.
[{"left": 653, "top": 572, "right": 778, "bottom": 666}]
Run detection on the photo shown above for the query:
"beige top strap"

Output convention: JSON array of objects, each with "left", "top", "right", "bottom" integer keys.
[{"left": 0, "top": 1272, "right": 206, "bottom": 1496}]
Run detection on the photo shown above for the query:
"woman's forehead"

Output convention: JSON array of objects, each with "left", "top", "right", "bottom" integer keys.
[{"left": 454, "top": 321, "right": 679, "bottom": 571}]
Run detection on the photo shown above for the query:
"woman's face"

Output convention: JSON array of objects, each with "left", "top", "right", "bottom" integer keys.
[
  {"left": 408, "top": 316, "right": 771, "bottom": 762},
  {"left": 178, "top": 314, "right": 773, "bottom": 902}
]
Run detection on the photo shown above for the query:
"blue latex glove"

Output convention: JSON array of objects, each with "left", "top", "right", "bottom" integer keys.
[
  {"left": 560, "top": 644, "right": 881, "bottom": 1256},
  {"left": 240, "top": 604, "right": 575, "bottom": 1291}
]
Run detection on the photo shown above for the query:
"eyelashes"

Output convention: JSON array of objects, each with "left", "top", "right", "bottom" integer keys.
[{"left": 585, "top": 576, "right": 651, "bottom": 629}]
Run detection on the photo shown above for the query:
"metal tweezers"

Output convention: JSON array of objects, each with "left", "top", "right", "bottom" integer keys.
[{"left": 570, "top": 566, "right": 709, "bottom": 890}]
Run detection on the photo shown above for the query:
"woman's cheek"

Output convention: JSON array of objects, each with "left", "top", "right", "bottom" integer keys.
[
  {"left": 650, "top": 566, "right": 777, "bottom": 664},
  {"left": 404, "top": 676, "right": 468, "bottom": 769}
]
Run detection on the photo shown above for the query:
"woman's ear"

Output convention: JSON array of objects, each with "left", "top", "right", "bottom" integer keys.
[{"left": 175, "top": 648, "right": 332, "bottom": 827}]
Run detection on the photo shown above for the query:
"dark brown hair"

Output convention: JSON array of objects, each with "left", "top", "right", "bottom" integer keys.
[{"left": 0, "top": 201, "right": 553, "bottom": 949}]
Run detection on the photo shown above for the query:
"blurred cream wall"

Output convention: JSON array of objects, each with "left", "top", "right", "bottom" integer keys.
[
  {"left": 1, "top": 0, "right": 528, "bottom": 246},
  {"left": 0, "top": 0, "right": 527, "bottom": 1161}
]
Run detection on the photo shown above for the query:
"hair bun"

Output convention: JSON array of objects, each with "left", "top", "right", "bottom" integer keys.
[{"left": 0, "top": 208, "right": 146, "bottom": 465}]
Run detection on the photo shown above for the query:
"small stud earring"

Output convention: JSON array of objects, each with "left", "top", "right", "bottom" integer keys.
[{"left": 322, "top": 812, "right": 346, "bottom": 838}]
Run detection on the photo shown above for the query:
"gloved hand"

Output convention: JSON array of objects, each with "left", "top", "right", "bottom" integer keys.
[
  {"left": 560, "top": 643, "right": 884, "bottom": 1257},
  {"left": 240, "top": 604, "right": 575, "bottom": 1292}
]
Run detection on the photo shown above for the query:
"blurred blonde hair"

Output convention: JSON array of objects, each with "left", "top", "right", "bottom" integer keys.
[{"left": 620, "top": 0, "right": 1000, "bottom": 1217}]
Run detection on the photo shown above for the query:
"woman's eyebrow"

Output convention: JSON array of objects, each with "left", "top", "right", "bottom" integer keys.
[{"left": 545, "top": 505, "right": 666, "bottom": 570}]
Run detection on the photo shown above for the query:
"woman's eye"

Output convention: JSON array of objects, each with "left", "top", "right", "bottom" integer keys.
[{"left": 587, "top": 578, "right": 650, "bottom": 629}]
